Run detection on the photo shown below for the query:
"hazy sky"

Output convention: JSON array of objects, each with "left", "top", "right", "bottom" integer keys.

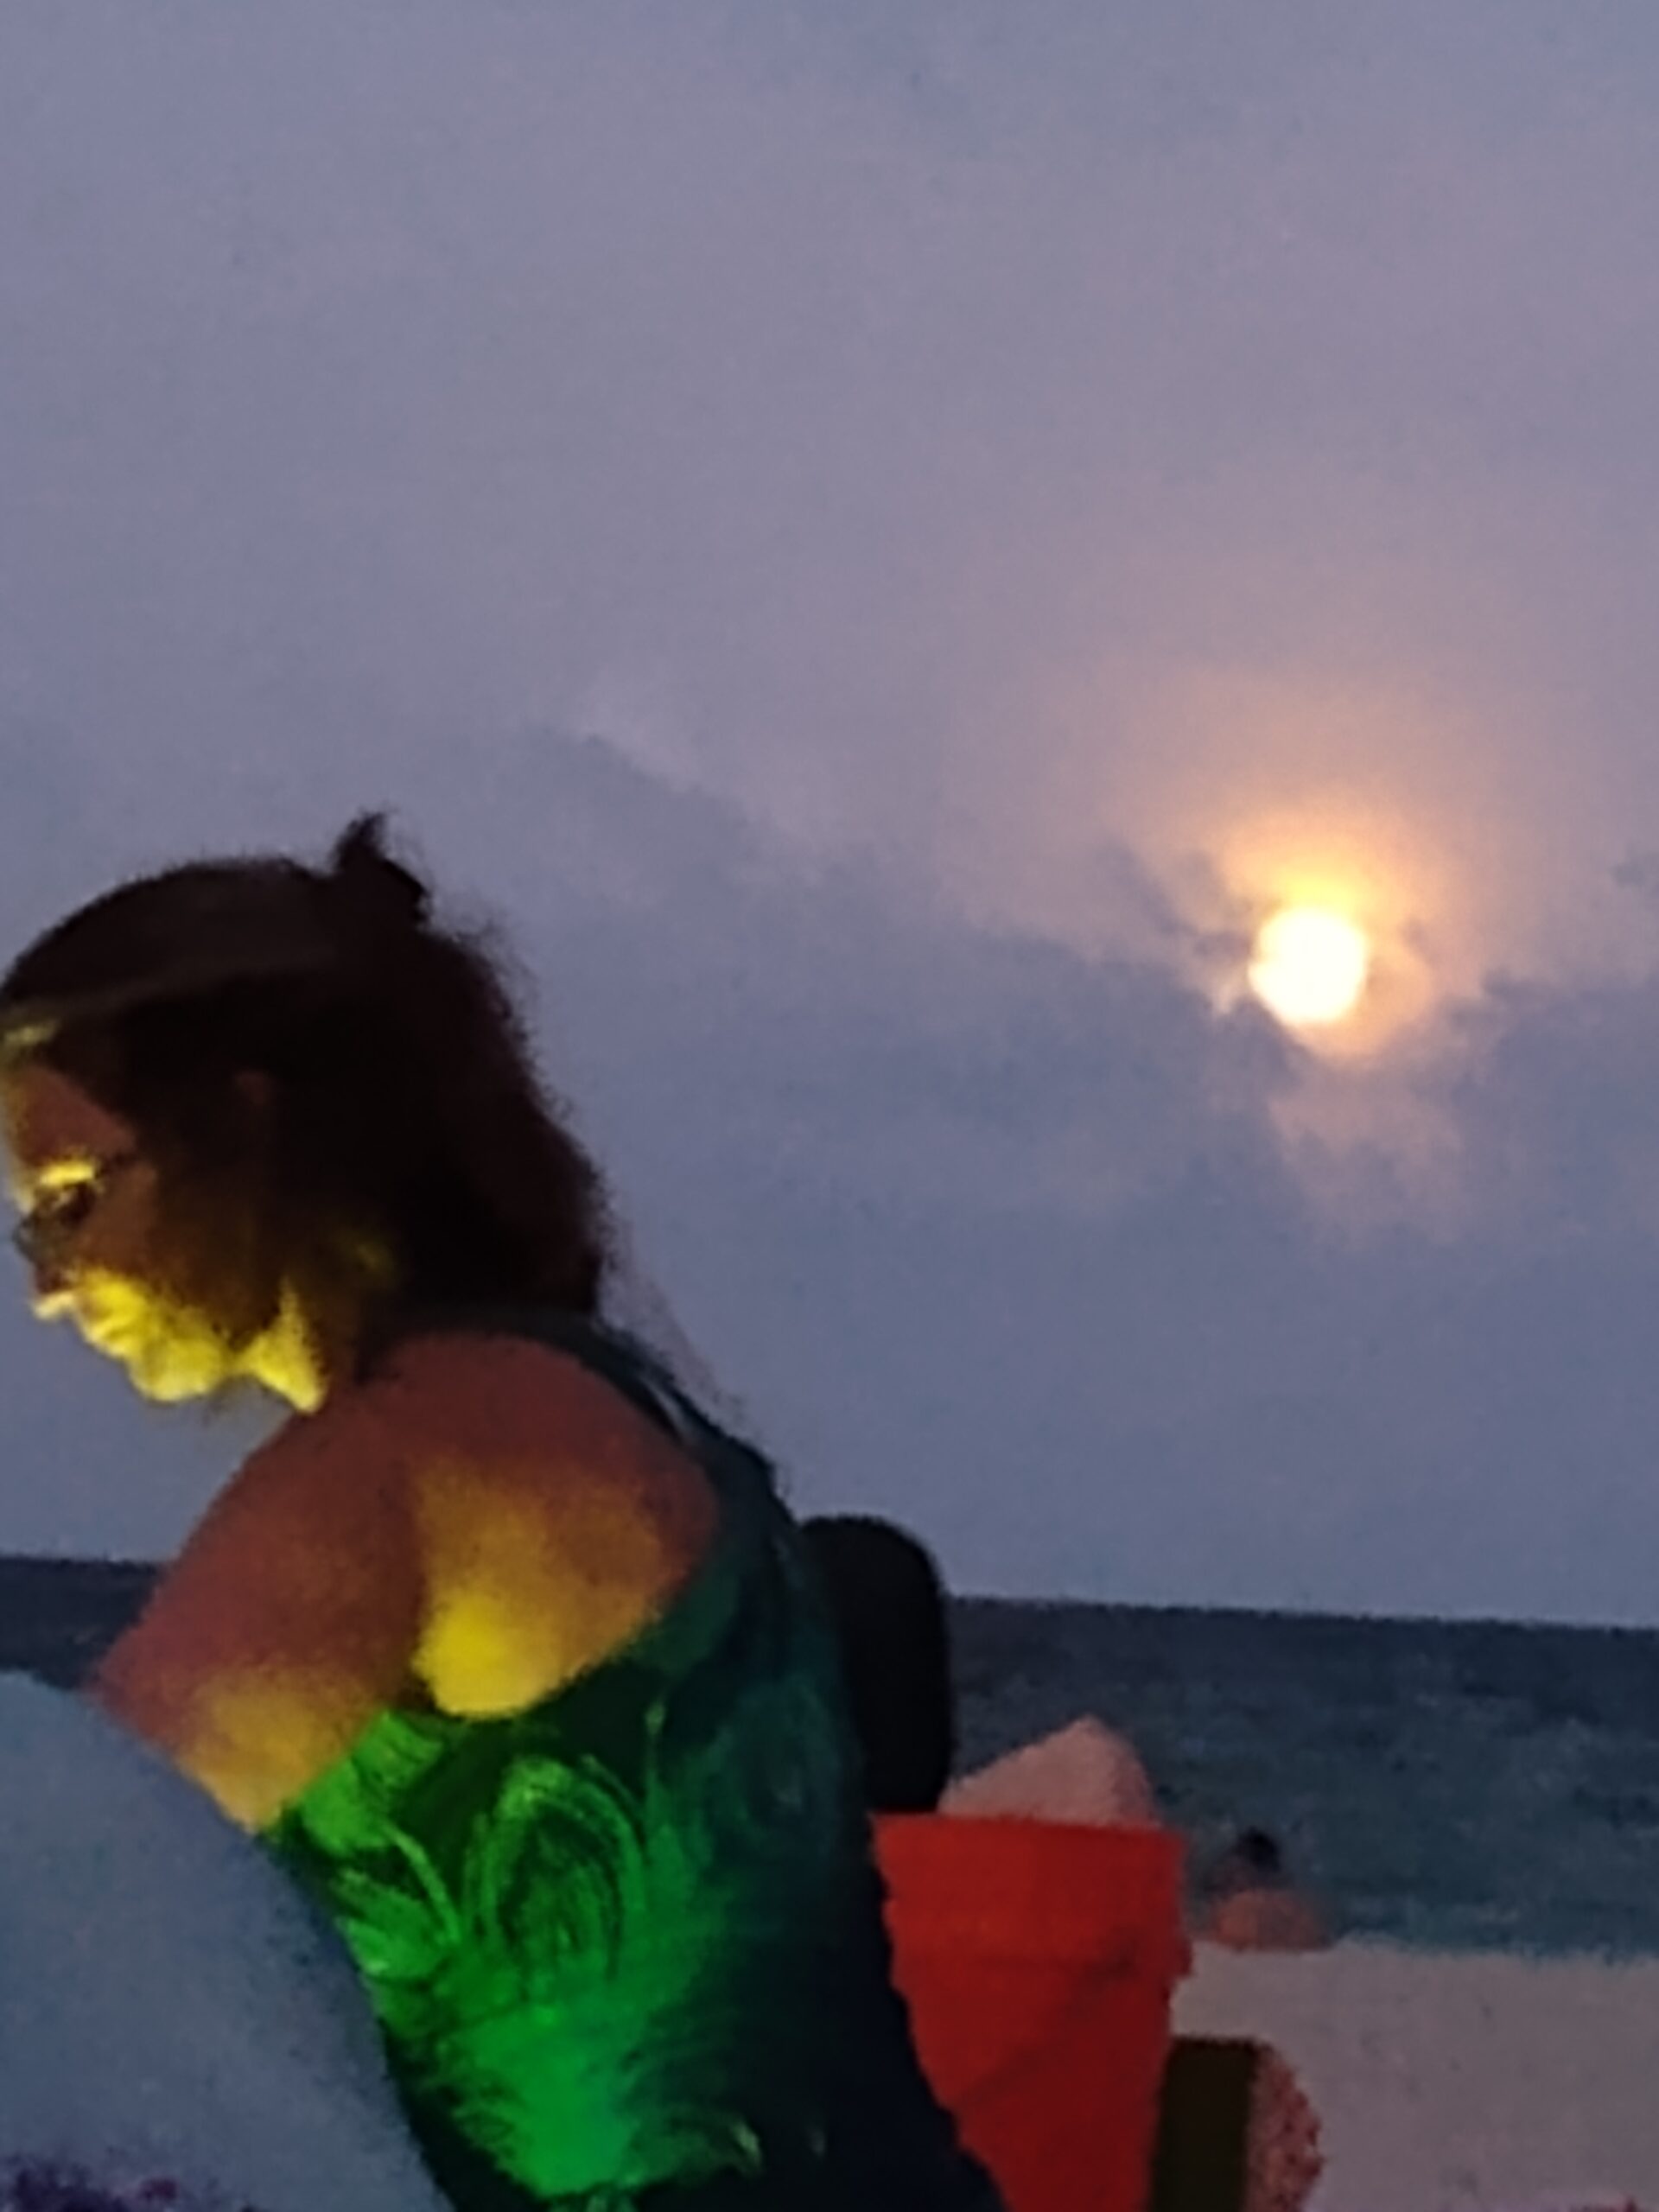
[{"left": 6, "top": 1, "right": 1659, "bottom": 1623}]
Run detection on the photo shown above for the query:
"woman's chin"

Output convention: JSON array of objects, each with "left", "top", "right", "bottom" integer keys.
[
  {"left": 130, "top": 1364, "right": 202, "bottom": 1405},
  {"left": 97, "top": 1335, "right": 213, "bottom": 1404},
  {"left": 78, "top": 1327, "right": 142, "bottom": 1379},
  {"left": 136, "top": 1356, "right": 221, "bottom": 1404}
]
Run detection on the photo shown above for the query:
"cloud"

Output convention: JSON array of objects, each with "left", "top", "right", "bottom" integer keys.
[{"left": 1426, "top": 970, "right": 1659, "bottom": 1248}]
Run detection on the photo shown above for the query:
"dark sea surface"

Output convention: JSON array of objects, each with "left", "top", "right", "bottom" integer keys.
[
  {"left": 10, "top": 1556, "right": 1659, "bottom": 1959},
  {"left": 953, "top": 1598, "right": 1659, "bottom": 1959}
]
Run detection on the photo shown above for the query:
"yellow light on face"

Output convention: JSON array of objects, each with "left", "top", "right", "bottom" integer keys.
[{"left": 1249, "top": 906, "right": 1371, "bottom": 1029}]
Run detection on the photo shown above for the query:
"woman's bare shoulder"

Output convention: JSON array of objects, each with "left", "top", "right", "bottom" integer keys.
[
  {"left": 360, "top": 1330, "right": 721, "bottom": 1711},
  {"left": 366, "top": 1331, "right": 710, "bottom": 1492}
]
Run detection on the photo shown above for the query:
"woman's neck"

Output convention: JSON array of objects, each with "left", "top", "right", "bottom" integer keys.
[{"left": 242, "top": 1279, "right": 365, "bottom": 1412}]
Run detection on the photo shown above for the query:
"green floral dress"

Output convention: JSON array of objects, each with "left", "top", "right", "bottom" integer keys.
[{"left": 265, "top": 1316, "right": 1001, "bottom": 2212}]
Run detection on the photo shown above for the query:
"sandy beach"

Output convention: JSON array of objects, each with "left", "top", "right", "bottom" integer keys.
[{"left": 1175, "top": 1940, "right": 1659, "bottom": 2210}]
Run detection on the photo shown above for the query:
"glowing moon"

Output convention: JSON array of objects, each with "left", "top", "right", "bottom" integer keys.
[{"left": 1249, "top": 906, "right": 1371, "bottom": 1029}]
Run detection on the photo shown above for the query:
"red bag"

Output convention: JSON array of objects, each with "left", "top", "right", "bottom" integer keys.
[{"left": 877, "top": 1815, "right": 1188, "bottom": 2212}]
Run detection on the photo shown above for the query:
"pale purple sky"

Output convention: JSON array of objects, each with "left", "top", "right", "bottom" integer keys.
[{"left": 5, "top": 2, "right": 1659, "bottom": 1623}]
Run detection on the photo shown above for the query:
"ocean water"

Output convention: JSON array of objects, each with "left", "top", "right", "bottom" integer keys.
[
  {"left": 10, "top": 1556, "right": 1659, "bottom": 1960},
  {"left": 954, "top": 1598, "right": 1659, "bottom": 1959}
]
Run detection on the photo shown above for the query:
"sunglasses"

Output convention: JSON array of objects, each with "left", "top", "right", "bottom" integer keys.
[{"left": 10, "top": 1150, "right": 143, "bottom": 1275}]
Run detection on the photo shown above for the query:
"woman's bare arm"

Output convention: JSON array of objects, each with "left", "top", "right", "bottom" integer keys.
[{"left": 92, "top": 1400, "right": 424, "bottom": 1830}]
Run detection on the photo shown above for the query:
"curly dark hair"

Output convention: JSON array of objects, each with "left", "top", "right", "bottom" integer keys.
[{"left": 0, "top": 817, "right": 612, "bottom": 1343}]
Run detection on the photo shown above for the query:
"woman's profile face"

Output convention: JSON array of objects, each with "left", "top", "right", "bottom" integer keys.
[{"left": 1, "top": 1061, "right": 251, "bottom": 1403}]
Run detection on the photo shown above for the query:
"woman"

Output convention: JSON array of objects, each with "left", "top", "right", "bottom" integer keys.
[{"left": 0, "top": 820, "right": 1000, "bottom": 2212}]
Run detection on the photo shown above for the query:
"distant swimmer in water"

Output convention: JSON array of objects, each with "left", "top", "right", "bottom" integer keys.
[{"left": 1198, "top": 1828, "right": 1332, "bottom": 1953}]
